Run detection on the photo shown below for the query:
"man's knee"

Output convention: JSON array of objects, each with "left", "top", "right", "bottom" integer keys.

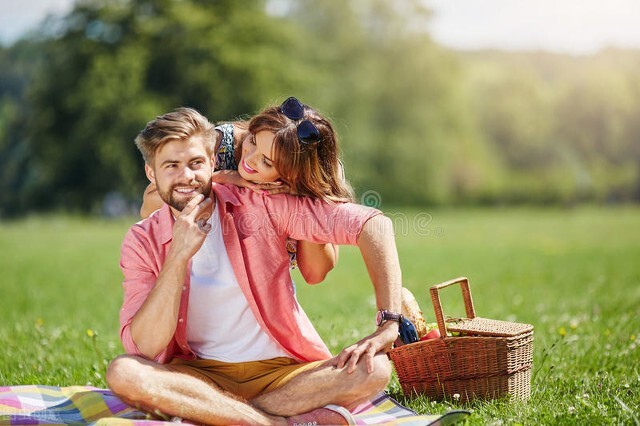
[
  {"left": 106, "top": 355, "right": 146, "bottom": 398},
  {"left": 340, "top": 354, "right": 392, "bottom": 405},
  {"left": 367, "top": 354, "right": 392, "bottom": 391},
  {"left": 350, "top": 354, "right": 392, "bottom": 396}
]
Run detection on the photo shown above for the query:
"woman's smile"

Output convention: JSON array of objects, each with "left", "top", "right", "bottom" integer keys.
[{"left": 241, "top": 159, "right": 257, "bottom": 174}]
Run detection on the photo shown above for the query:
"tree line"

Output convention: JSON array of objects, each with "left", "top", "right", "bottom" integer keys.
[{"left": 1, "top": 0, "right": 639, "bottom": 216}]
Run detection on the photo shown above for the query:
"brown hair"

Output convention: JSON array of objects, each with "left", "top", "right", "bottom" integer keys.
[
  {"left": 135, "top": 107, "right": 216, "bottom": 165},
  {"left": 248, "top": 102, "right": 354, "bottom": 203}
]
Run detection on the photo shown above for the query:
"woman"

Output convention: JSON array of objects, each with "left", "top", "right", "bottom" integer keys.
[{"left": 141, "top": 97, "right": 353, "bottom": 284}]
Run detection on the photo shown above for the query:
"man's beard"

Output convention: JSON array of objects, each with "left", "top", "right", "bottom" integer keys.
[{"left": 157, "top": 180, "right": 212, "bottom": 211}]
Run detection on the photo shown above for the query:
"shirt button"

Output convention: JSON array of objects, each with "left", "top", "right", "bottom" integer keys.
[
  {"left": 178, "top": 318, "right": 184, "bottom": 323},
  {"left": 182, "top": 286, "right": 187, "bottom": 291}
]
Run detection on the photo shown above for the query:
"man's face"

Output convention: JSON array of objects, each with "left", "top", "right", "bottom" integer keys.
[{"left": 146, "top": 135, "right": 213, "bottom": 213}]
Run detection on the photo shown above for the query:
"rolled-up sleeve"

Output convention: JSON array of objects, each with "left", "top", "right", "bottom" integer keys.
[{"left": 119, "top": 227, "right": 169, "bottom": 362}]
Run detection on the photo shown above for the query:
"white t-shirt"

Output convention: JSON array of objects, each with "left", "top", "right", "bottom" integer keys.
[{"left": 186, "top": 205, "right": 289, "bottom": 362}]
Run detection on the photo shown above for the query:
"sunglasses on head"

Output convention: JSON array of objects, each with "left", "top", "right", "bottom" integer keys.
[{"left": 279, "top": 97, "right": 321, "bottom": 145}]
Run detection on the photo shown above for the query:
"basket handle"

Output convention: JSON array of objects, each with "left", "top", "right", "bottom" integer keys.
[{"left": 430, "top": 277, "right": 476, "bottom": 337}]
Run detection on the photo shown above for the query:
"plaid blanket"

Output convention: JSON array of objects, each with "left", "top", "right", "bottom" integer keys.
[{"left": 0, "top": 385, "right": 469, "bottom": 425}]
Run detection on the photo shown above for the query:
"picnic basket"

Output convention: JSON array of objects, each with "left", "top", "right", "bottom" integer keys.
[{"left": 389, "top": 277, "right": 534, "bottom": 402}]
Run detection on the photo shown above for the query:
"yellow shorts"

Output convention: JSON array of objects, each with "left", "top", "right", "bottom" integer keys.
[{"left": 166, "top": 357, "right": 324, "bottom": 400}]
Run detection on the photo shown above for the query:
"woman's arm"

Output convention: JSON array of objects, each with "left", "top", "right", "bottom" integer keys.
[
  {"left": 140, "top": 182, "right": 163, "bottom": 218},
  {"left": 296, "top": 241, "right": 340, "bottom": 284},
  {"left": 212, "top": 169, "right": 291, "bottom": 195}
]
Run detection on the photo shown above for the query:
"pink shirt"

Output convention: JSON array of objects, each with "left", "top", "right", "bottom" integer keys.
[{"left": 119, "top": 183, "right": 382, "bottom": 364}]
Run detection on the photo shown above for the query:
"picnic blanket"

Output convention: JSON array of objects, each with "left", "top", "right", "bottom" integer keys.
[{"left": 0, "top": 385, "right": 470, "bottom": 425}]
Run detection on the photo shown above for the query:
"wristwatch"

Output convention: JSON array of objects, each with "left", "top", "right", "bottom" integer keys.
[{"left": 376, "top": 309, "right": 403, "bottom": 327}]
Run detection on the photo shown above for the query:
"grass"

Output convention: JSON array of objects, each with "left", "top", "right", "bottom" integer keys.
[{"left": 1, "top": 206, "right": 639, "bottom": 424}]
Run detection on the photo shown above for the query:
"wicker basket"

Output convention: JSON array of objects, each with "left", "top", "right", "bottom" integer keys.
[{"left": 388, "top": 277, "right": 534, "bottom": 402}]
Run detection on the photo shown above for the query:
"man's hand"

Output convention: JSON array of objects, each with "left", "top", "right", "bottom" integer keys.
[
  {"left": 168, "top": 194, "right": 213, "bottom": 261},
  {"left": 333, "top": 321, "right": 399, "bottom": 374}
]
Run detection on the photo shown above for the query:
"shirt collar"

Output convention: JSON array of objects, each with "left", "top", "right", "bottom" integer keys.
[{"left": 212, "top": 183, "right": 242, "bottom": 208}]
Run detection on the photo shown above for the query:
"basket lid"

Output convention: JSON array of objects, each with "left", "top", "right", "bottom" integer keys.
[{"left": 446, "top": 317, "right": 533, "bottom": 337}]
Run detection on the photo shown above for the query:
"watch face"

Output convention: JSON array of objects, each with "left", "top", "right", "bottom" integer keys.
[{"left": 376, "top": 310, "right": 384, "bottom": 326}]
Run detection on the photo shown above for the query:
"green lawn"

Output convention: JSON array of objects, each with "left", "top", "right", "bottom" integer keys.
[{"left": 1, "top": 206, "right": 639, "bottom": 424}]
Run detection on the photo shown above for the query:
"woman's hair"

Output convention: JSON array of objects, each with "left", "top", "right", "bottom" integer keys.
[
  {"left": 248, "top": 102, "right": 354, "bottom": 203},
  {"left": 135, "top": 107, "right": 216, "bottom": 165}
]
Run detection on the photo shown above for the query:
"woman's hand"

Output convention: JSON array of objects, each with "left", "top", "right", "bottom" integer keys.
[{"left": 212, "top": 170, "right": 292, "bottom": 195}]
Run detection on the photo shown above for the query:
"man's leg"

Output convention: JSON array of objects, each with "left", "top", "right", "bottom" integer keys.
[
  {"left": 251, "top": 352, "right": 392, "bottom": 416},
  {"left": 106, "top": 355, "right": 286, "bottom": 426}
]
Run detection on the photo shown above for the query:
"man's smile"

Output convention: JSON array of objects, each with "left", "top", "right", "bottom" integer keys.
[{"left": 174, "top": 186, "right": 199, "bottom": 194}]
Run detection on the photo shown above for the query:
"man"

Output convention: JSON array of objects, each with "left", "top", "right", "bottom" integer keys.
[{"left": 106, "top": 107, "right": 403, "bottom": 425}]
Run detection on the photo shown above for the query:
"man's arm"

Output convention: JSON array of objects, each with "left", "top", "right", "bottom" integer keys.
[
  {"left": 335, "top": 214, "right": 402, "bottom": 373},
  {"left": 129, "top": 194, "right": 212, "bottom": 359},
  {"left": 267, "top": 195, "right": 401, "bottom": 370}
]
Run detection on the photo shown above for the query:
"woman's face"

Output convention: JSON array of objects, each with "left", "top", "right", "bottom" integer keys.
[{"left": 238, "top": 130, "right": 281, "bottom": 183}]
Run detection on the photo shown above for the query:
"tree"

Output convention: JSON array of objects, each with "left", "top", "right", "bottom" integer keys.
[
  {"left": 0, "top": 40, "right": 45, "bottom": 215},
  {"left": 20, "top": 0, "right": 308, "bottom": 213},
  {"left": 280, "top": 0, "right": 475, "bottom": 205}
]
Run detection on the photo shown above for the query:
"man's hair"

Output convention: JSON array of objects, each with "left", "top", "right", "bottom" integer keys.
[
  {"left": 248, "top": 104, "right": 354, "bottom": 203},
  {"left": 135, "top": 107, "right": 216, "bottom": 165}
]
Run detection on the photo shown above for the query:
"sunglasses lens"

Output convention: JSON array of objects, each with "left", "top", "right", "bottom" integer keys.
[
  {"left": 280, "top": 97, "right": 305, "bottom": 120},
  {"left": 280, "top": 97, "right": 321, "bottom": 145},
  {"left": 297, "top": 120, "right": 320, "bottom": 144}
]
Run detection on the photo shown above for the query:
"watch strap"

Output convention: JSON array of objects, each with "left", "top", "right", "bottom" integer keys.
[{"left": 377, "top": 309, "right": 403, "bottom": 326}]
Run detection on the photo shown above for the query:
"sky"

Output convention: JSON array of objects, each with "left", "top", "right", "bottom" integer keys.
[
  {"left": 0, "top": 0, "right": 73, "bottom": 44},
  {"left": 1, "top": 0, "right": 640, "bottom": 54},
  {"left": 423, "top": 0, "right": 640, "bottom": 54}
]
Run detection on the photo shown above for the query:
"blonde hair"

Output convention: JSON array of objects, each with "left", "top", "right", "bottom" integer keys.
[
  {"left": 248, "top": 103, "right": 354, "bottom": 203},
  {"left": 135, "top": 107, "right": 216, "bottom": 165}
]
